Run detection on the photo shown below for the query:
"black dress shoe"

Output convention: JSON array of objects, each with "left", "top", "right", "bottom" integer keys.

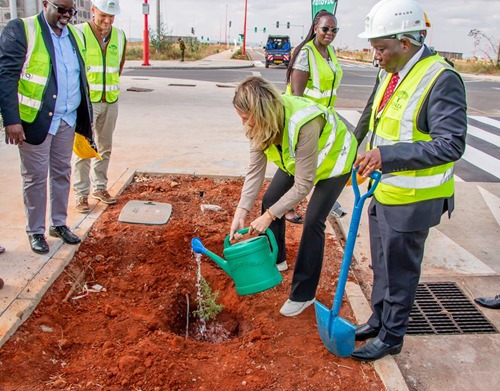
[
  {"left": 49, "top": 225, "right": 81, "bottom": 245},
  {"left": 351, "top": 337, "right": 403, "bottom": 361},
  {"left": 29, "top": 234, "right": 49, "bottom": 254},
  {"left": 474, "top": 295, "right": 500, "bottom": 309},
  {"left": 355, "top": 323, "right": 380, "bottom": 341}
]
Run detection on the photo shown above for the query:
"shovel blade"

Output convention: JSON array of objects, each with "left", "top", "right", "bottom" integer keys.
[{"left": 315, "top": 301, "right": 356, "bottom": 357}]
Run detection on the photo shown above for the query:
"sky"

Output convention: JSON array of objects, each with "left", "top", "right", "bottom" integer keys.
[{"left": 114, "top": 0, "right": 500, "bottom": 59}]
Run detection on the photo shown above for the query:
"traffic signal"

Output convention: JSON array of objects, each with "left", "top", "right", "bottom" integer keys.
[
  {"left": 201, "top": 36, "right": 204, "bottom": 40},
  {"left": 191, "top": 27, "right": 194, "bottom": 35},
  {"left": 263, "top": 27, "right": 266, "bottom": 33},
  {"left": 287, "top": 22, "right": 290, "bottom": 29},
  {"left": 229, "top": 21, "right": 232, "bottom": 27},
  {"left": 276, "top": 21, "right": 279, "bottom": 28},
  {"left": 254, "top": 27, "right": 257, "bottom": 33}
]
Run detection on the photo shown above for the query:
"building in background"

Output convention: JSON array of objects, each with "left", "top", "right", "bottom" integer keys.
[{"left": 0, "top": 0, "right": 92, "bottom": 32}]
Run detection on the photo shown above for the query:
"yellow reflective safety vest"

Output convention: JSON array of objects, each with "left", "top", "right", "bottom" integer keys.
[
  {"left": 367, "top": 54, "right": 458, "bottom": 205},
  {"left": 79, "top": 23, "right": 126, "bottom": 103},
  {"left": 264, "top": 95, "right": 357, "bottom": 184},
  {"left": 19, "top": 17, "right": 85, "bottom": 123},
  {"left": 286, "top": 40, "right": 343, "bottom": 108}
]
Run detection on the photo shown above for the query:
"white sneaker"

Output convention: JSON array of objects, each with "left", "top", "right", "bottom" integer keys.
[
  {"left": 276, "top": 261, "right": 288, "bottom": 272},
  {"left": 279, "top": 298, "right": 315, "bottom": 317}
]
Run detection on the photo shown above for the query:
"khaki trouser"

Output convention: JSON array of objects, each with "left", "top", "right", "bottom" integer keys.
[{"left": 73, "top": 101, "right": 119, "bottom": 197}]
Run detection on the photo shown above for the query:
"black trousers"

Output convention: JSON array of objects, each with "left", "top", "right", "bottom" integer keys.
[
  {"left": 262, "top": 169, "right": 350, "bottom": 301},
  {"left": 367, "top": 199, "right": 430, "bottom": 345}
]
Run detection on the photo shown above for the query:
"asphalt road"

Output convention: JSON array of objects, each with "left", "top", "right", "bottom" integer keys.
[
  {"left": 123, "top": 57, "right": 500, "bottom": 183},
  {"left": 124, "top": 56, "right": 500, "bottom": 117}
]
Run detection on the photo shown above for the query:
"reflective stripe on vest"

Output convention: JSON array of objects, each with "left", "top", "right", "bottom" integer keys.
[
  {"left": 19, "top": 17, "right": 85, "bottom": 123},
  {"left": 367, "top": 54, "right": 457, "bottom": 205},
  {"left": 302, "top": 41, "right": 342, "bottom": 108},
  {"left": 18, "top": 17, "right": 49, "bottom": 120},
  {"left": 286, "top": 40, "right": 343, "bottom": 108},
  {"left": 81, "top": 23, "right": 125, "bottom": 103},
  {"left": 264, "top": 95, "right": 357, "bottom": 184}
]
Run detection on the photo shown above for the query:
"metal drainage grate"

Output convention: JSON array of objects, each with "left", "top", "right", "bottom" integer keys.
[{"left": 407, "top": 282, "right": 497, "bottom": 335}]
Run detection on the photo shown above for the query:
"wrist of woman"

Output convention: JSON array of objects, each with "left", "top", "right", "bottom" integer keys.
[{"left": 266, "top": 209, "right": 277, "bottom": 221}]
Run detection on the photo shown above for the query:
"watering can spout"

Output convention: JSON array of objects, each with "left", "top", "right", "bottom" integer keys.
[{"left": 191, "top": 237, "right": 230, "bottom": 274}]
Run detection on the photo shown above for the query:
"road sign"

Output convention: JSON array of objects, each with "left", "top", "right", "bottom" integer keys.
[{"left": 311, "top": 0, "right": 338, "bottom": 19}]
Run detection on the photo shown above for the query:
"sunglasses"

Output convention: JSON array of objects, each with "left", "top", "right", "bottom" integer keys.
[
  {"left": 46, "top": 1, "right": 78, "bottom": 16},
  {"left": 321, "top": 26, "right": 340, "bottom": 34}
]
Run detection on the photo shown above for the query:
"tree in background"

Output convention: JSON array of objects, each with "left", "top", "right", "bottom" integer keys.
[{"left": 468, "top": 29, "right": 500, "bottom": 67}]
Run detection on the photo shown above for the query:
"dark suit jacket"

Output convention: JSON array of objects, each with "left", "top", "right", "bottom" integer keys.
[
  {"left": 354, "top": 46, "right": 467, "bottom": 232},
  {"left": 0, "top": 12, "right": 92, "bottom": 145}
]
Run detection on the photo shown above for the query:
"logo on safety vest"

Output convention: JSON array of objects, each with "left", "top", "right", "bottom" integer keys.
[
  {"left": 108, "top": 44, "right": 118, "bottom": 55},
  {"left": 391, "top": 91, "right": 409, "bottom": 110}
]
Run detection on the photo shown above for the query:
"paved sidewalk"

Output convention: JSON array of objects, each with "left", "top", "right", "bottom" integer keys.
[
  {"left": 1, "top": 48, "right": 499, "bottom": 391},
  {"left": 125, "top": 46, "right": 255, "bottom": 70}
]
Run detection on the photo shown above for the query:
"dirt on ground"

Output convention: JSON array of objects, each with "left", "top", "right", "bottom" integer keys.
[{"left": 0, "top": 174, "right": 382, "bottom": 391}]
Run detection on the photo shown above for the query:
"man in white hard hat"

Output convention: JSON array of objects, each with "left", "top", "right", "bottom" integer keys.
[
  {"left": 350, "top": 0, "right": 467, "bottom": 361},
  {"left": 73, "top": 0, "right": 126, "bottom": 212}
]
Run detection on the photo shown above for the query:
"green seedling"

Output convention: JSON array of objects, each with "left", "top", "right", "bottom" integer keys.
[{"left": 193, "top": 276, "right": 224, "bottom": 322}]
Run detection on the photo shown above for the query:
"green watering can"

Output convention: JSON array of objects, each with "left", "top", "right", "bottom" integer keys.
[{"left": 191, "top": 228, "right": 283, "bottom": 295}]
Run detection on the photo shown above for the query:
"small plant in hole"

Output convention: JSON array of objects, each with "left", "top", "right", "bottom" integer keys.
[{"left": 193, "top": 276, "right": 224, "bottom": 322}]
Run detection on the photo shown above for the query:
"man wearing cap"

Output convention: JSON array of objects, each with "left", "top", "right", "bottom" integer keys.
[
  {"left": 0, "top": 0, "right": 93, "bottom": 254},
  {"left": 351, "top": 0, "right": 467, "bottom": 361},
  {"left": 73, "top": 0, "right": 126, "bottom": 213}
]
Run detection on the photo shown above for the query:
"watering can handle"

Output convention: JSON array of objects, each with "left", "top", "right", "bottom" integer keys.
[
  {"left": 224, "top": 228, "right": 278, "bottom": 256},
  {"left": 330, "top": 168, "right": 381, "bottom": 316}
]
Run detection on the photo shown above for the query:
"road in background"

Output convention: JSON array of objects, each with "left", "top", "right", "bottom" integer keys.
[{"left": 124, "top": 55, "right": 500, "bottom": 116}]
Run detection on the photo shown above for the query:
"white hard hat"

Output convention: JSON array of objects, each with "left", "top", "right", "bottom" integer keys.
[
  {"left": 92, "top": 0, "right": 120, "bottom": 16},
  {"left": 359, "top": 0, "right": 427, "bottom": 39}
]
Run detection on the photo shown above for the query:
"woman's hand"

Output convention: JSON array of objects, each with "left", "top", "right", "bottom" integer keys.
[
  {"left": 249, "top": 213, "right": 273, "bottom": 235},
  {"left": 230, "top": 207, "right": 248, "bottom": 241}
]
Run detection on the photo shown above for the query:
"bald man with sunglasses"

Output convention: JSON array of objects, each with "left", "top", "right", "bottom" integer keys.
[{"left": 0, "top": 0, "right": 93, "bottom": 254}]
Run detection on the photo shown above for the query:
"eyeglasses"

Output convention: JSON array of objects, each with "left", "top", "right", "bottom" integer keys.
[
  {"left": 46, "top": 1, "right": 78, "bottom": 16},
  {"left": 321, "top": 26, "right": 340, "bottom": 34}
]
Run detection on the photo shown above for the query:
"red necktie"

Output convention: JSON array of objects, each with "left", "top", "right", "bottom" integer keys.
[{"left": 378, "top": 72, "right": 399, "bottom": 112}]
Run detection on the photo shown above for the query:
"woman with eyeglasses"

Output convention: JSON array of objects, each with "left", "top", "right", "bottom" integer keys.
[
  {"left": 284, "top": 10, "right": 344, "bottom": 225},
  {"left": 230, "top": 76, "right": 357, "bottom": 317}
]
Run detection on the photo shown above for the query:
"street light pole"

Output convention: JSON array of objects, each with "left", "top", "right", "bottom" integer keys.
[
  {"left": 242, "top": 0, "right": 248, "bottom": 55},
  {"left": 143, "top": 0, "right": 151, "bottom": 66},
  {"left": 224, "top": 4, "right": 228, "bottom": 47}
]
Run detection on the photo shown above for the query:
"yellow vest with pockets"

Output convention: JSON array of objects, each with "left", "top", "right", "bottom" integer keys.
[
  {"left": 19, "top": 16, "right": 85, "bottom": 123},
  {"left": 367, "top": 54, "right": 458, "bottom": 205},
  {"left": 286, "top": 40, "right": 343, "bottom": 108},
  {"left": 79, "top": 23, "right": 125, "bottom": 103},
  {"left": 265, "top": 95, "right": 357, "bottom": 184}
]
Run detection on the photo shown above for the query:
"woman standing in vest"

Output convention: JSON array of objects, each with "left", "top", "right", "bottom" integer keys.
[
  {"left": 284, "top": 10, "right": 344, "bottom": 224},
  {"left": 230, "top": 77, "right": 357, "bottom": 317},
  {"left": 73, "top": 0, "right": 126, "bottom": 213}
]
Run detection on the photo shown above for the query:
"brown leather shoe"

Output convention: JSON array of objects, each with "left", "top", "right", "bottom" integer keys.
[
  {"left": 76, "top": 196, "right": 90, "bottom": 213},
  {"left": 92, "top": 189, "right": 116, "bottom": 204}
]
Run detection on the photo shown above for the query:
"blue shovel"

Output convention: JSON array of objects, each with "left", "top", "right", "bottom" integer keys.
[{"left": 315, "top": 168, "right": 381, "bottom": 357}]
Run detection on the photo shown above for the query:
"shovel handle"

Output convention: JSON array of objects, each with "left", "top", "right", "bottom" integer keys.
[{"left": 331, "top": 168, "right": 381, "bottom": 316}]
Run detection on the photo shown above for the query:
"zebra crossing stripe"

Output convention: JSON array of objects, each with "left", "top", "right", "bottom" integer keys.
[
  {"left": 469, "top": 116, "right": 500, "bottom": 128},
  {"left": 468, "top": 125, "right": 500, "bottom": 146},
  {"left": 462, "top": 144, "right": 500, "bottom": 179}
]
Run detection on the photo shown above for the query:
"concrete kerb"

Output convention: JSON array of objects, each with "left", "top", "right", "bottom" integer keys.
[
  {"left": 0, "top": 165, "right": 408, "bottom": 390},
  {"left": 126, "top": 63, "right": 255, "bottom": 71}
]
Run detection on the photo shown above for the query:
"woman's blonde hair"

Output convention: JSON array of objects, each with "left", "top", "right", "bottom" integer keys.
[{"left": 233, "top": 76, "right": 284, "bottom": 150}]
